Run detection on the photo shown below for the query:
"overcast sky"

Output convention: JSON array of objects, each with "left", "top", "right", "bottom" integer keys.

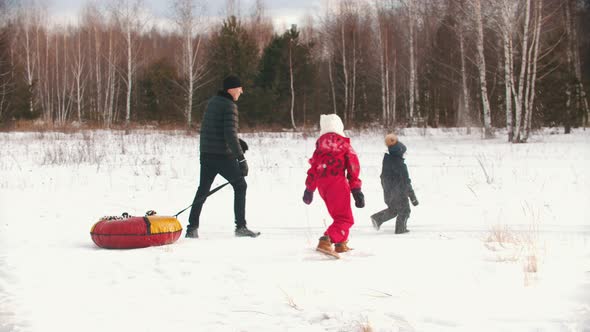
[{"left": 47, "top": 0, "right": 324, "bottom": 30}]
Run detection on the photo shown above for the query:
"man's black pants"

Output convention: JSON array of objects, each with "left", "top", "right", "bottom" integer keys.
[{"left": 188, "top": 154, "right": 247, "bottom": 229}]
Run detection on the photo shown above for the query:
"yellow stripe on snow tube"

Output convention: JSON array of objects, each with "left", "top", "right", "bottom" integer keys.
[{"left": 147, "top": 215, "right": 183, "bottom": 235}]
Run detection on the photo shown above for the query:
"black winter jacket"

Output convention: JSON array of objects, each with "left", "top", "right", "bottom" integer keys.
[
  {"left": 380, "top": 142, "right": 412, "bottom": 206},
  {"left": 199, "top": 91, "right": 244, "bottom": 160}
]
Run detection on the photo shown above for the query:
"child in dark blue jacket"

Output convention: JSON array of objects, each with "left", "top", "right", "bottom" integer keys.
[{"left": 371, "top": 134, "right": 418, "bottom": 234}]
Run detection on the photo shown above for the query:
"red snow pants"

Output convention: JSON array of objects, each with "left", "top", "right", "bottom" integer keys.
[{"left": 317, "top": 175, "right": 354, "bottom": 244}]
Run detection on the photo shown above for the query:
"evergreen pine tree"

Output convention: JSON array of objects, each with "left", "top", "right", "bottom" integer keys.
[
  {"left": 137, "top": 59, "right": 182, "bottom": 123},
  {"left": 207, "top": 16, "right": 259, "bottom": 126},
  {"left": 254, "top": 25, "right": 314, "bottom": 127}
]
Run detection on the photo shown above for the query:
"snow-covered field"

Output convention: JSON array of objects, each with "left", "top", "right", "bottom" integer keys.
[{"left": 1, "top": 128, "right": 589, "bottom": 332}]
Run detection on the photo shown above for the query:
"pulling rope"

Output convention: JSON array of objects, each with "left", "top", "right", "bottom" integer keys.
[
  {"left": 174, "top": 181, "right": 232, "bottom": 217},
  {"left": 175, "top": 138, "right": 249, "bottom": 218}
]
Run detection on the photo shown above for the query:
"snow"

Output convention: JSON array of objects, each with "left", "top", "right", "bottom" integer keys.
[{"left": 1, "top": 128, "right": 589, "bottom": 332}]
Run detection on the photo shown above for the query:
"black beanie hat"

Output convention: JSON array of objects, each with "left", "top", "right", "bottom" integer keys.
[{"left": 223, "top": 75, "right": 242, "bottom": 90}]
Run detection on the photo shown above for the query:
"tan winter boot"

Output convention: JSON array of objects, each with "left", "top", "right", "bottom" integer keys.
[
  {"left": 334, "top": 241, "right": 352, "bottom": 253},
  {"left": 316, "top": 236, "right": 340, "bottom": 258}
]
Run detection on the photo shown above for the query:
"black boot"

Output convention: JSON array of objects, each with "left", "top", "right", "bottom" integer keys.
[
  {"left": 395, "top": 216, "right": 409, "bottom": 234},
  {"left": 403, "top": 217, "right": 410, "bottom": 233},
  {"left": 235, "top": 226, "right": 261, "bottom": 238},
  {"left": 185, "top": 226, "right": 199, "bottom": 238},
  {"left": 394, "top": 219, "right": 402, "bottom": 234},
  {"left": 371, "top": 216, "right": 384, "bottom": 231},
  {"left": 371, "top": 209, "right": 397, "bottom": 231}
]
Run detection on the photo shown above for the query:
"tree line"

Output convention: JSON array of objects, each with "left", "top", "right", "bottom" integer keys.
[{"left": 0, "top": 0, "right": 588, "bottom": 142}]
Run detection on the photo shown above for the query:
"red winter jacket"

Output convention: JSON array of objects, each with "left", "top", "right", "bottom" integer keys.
[{"left": 305, "top": 133, "right": 362, "bottom": 192}]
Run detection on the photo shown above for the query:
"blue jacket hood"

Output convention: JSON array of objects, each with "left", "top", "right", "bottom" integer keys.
[{"left": 387, "top": 141, "right": 407, "bottom": 157}]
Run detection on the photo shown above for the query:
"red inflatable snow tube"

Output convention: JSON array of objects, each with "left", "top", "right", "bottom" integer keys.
[{"left": 90, "top": 213, "right": 182, "bottom": 249}]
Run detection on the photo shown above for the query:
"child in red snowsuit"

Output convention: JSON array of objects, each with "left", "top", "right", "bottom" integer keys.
[{"left": 302, "top": 114, "right": 364, "bottom": 256}]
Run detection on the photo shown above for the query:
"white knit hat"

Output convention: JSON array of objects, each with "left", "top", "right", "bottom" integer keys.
[{"left": 319, "top": 114, "right": 345, "bottom": 137}]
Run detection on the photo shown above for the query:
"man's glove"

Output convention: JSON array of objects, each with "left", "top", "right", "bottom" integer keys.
[
  {"left": 352, "top": 189, "right": 365, "bottom": 208},
  {"left": 408, "top": 188, "right": 419, "bottom": 206},
  {"left": 239, "top": 138, "right": 249, "bottom": 153},
  {"left": 302, "top": 190, "right": 313, "bottom": 205},
  {"left": 238, "top": 159, "right": 249, "bottom": 177}
]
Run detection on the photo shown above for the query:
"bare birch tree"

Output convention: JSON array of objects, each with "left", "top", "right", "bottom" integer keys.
[
  {"left": 375, "top": 1, "right": 390, "bottom": 126},
  {"left": 82, "top": 3, "right": 103, "bottom": 121},
  {"left": 0, "top": 0, "right": 12, "bottom": 120},
  {"left": 105, "top": 23, "right": 118, "bottom": 125},
  {"left": 53, "top": 28, "right": 76, "bottom": 125},
  {"left": 400, "top": 0, "right": 418, "bottom": 125},
  {"left": 472, "top": 0, "right": 493, "bottom": 138},
  {"left": 374, "top": 0, "right": 398, "bottom": 127},
  {"left": 41, "top": 23, "right": 50, "bottom": 121},
  {"left": 288, "top": 31, "right": 296, "bottom": 130},
  {"left": 335, "top": 0, "right": 362, "bottom": 125},
  {"left": 339, "top": 3, "right": 349, "bottom": 124},
  {"left": 409, "top": 0, "right": 418, "bottom": 124},
  {"left": 172, "top": 0, "right": 207, "bottom": 128},
  {"left": 111, "top": 0, "right": 146, "bottom": 126},
  {"left": 490, "top": 0, "right": 548, "bottom": 142},
  {"left": 321, "top": 2, "right": 338, "bottom": 115},
  {"left": 81, "top": 2, "right": 116, "bottom": 125},
  {"left": 452, "top": 0, "right": 472, "bottom": 131},
  {"left": 18, "top": 1, "right": 42, "bottom": 116},
  {"left": 327, "top": 50, "right": 337, "bottom": 115},
  {"left": 564, "top": 0, "right": 589, "bottom": 132},
  {"left": 71, "top": 27, "right": 88, "bottom": 123},
  {"left": 88, "top": 5, "right": 119, "bottom": 127},
  {"left": 246, "top": 0, "right": 273, "bottom": 55},
  {"left": 493, "top": 0, "right": 518, "bottom": 140},
  {"left": 511, "top": 0, "right": 532, "bottom": 142},
  {"left": 522, "top": 0, "right": 543, "bottom": 141}
]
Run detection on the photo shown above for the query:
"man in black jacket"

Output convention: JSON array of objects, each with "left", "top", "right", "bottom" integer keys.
[{"left": 186, "top": 75, "right": 260, "bottom": 238}]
